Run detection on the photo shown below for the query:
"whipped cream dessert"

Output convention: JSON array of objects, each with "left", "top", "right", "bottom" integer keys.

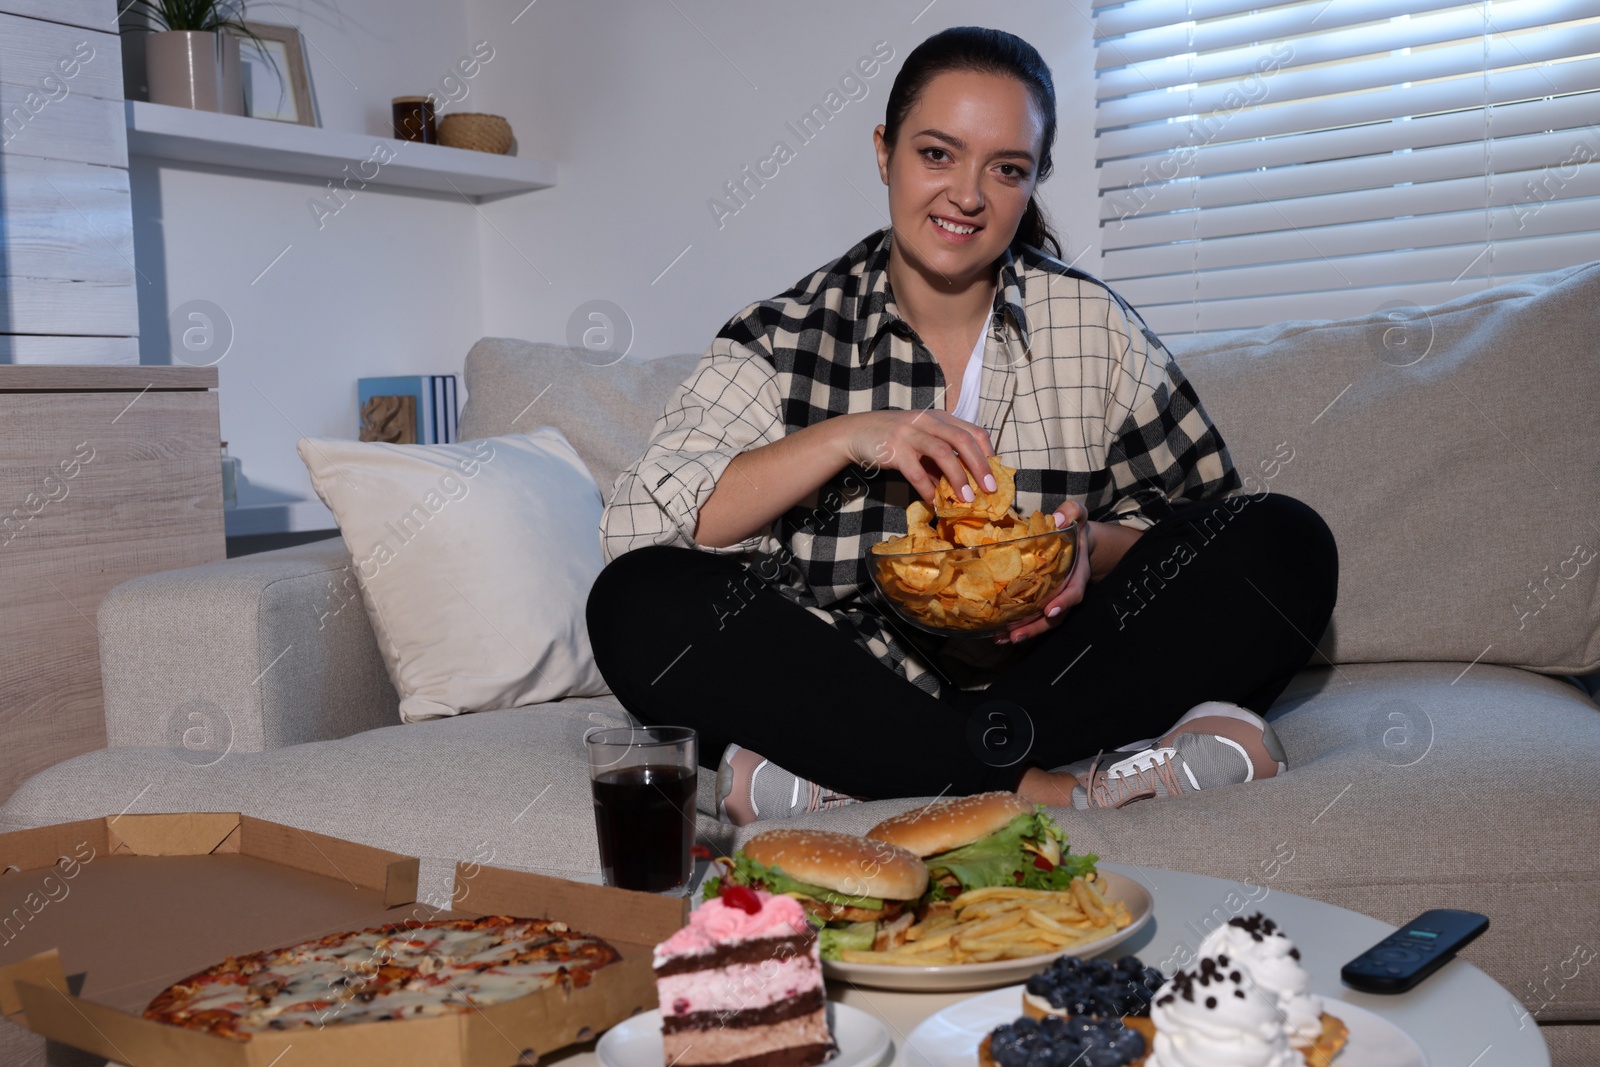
[
  {"left": 1199, "top": 913, "right": 1323, "bottom": 1046},
  {"left": 1145, "top": 953, "right": 1305, "bottom": 1067},
  {"left": 653, "top": 885, "right": 834, "bottom": 1067}
]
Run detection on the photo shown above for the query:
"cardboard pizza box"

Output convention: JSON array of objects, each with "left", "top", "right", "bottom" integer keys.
[{"left": 0, "top": 813, "right": 687, "bottom": 1066}]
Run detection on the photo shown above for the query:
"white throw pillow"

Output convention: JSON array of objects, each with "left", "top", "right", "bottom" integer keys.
[{"left": 297, "top": 429, "right": 610, "bottom": 722}]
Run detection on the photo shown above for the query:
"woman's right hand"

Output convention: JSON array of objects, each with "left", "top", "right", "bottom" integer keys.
[{"left": 837, "top": 409, "right": 998, "bottom": 502}]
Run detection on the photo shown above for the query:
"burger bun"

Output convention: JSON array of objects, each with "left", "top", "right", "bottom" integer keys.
[
  {"left": 866, "top": 792, "right": 1033, "bottom": 856},
  {"left": 742, "top": 828, "right": 928, "bottom": 902}
]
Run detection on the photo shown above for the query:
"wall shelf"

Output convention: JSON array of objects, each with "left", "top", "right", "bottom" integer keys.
[{"left": 125, "top": 100, "right": 556, "bottom": 202}]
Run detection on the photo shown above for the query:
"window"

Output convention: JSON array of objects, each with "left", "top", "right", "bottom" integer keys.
[{"left": 1090, "top": 0, "right": 1600, "bottom": 336}]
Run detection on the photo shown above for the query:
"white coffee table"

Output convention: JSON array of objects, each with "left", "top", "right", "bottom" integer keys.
[
  {"left": 828, "top": 862, "right": 1547, "bottom": 1067},
  {"left": 570, "top": 861, "right": 1547, "bottom": 1067}
]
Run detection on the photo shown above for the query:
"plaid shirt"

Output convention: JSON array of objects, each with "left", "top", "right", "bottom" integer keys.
[{"left": 600, "top": 226, "right": 1239, "bottom": 696}]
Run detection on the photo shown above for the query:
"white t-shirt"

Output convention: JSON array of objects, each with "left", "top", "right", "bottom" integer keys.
[{"left": 949, "top": 324, "right": 986, "bottom": 423}]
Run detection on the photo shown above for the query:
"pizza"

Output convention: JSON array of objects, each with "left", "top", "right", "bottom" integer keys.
[{"left": 143, "top": 915, "right": 620, "bottom": 1039}]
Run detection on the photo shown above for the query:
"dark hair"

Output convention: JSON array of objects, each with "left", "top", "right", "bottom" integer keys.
[{"left": 881, "top": 26, "right": 1061, "bottom": 259}]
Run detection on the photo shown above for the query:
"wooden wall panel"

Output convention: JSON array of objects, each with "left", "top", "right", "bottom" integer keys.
[
  {"left": 0, "top": 14, "right": 121, "bottom": 100},
  {"left": 0, "top": 277, "right": 139, "bottom": 336},
  {"left": 0, "top": 1, "right": 115, "bottom": 32},
  {"left": 0, "top": 336, "right": 139, "bottom": 364},
  {"left": 0, "top": 83, "right": 127, "bottom": 167},
  {"left": 0, "top": 154, "right": 132, "bottom": 280},
  {"left": 1, "top": 1, "right": 135, "bottom": 358},
  {"left": 0, "top": 369, "right": 225, "bottom": 803}
]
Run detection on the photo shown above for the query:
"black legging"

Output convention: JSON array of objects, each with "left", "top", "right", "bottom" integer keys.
[{"left": 586, "top": 492, "right": 1337, "bottom": 799}]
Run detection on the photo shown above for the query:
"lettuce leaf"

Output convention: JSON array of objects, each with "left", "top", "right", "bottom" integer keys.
[
  {"left": 924, "top": 810, "right": 1097, "bottom": 893},
  {"left": 706, "top": 854, "right": 885, "bottom": 910},
  {"left": 817, "top": 922, "right": 877, "bottom": 960}
]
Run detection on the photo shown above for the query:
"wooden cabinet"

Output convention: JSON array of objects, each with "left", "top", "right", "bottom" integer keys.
[{"left": 0, "top": 366, "right": 224, "bottom": 802}]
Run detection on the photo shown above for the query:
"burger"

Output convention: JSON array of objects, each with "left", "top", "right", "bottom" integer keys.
[
  {"left": 867, "top": 792, "right": 1096, "bottom": 900},
  {"left": 703, "top": 828, "right": 930, "bottom": 957}
]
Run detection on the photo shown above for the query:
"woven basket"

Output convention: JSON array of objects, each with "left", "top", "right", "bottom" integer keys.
[{"left": 438, "top": 113, "right": 514, "bottom": 154}]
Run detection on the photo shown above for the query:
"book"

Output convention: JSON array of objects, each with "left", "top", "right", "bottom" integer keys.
[
  {"left": 357, "top": 375, "right": 460, "bottom": 444},
  {"left": 358, "top": 376, "right": 435, "bottom": 443}
]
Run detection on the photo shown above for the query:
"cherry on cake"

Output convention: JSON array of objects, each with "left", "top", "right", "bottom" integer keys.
[{"left": 653, "top": 884, "right": 835, "bottom": 1067}]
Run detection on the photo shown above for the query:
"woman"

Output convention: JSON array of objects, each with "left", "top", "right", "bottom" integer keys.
[{"left": 588, "top": 26, "right": 1336, "bottom": 824}]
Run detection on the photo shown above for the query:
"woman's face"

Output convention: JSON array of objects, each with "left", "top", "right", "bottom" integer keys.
[{"left": 874, "top": 69, "right": 1044, "bottom": 289}]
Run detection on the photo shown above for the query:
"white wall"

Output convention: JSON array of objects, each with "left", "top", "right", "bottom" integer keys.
[
  {"left": 465, "top": 0, "right": 1101, "bottom": 359},
  {"left": 131, "top": 0, "right": 1100, "bottom": 527}
]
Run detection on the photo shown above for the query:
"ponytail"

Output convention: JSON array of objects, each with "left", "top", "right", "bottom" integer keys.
[{"left": 1012, "top": 195, "right": 1061, "bottom": 260}]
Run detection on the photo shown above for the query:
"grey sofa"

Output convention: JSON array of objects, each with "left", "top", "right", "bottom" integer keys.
[{"left": 4, "top": 263, "right": 1598, "bottom": 1065}]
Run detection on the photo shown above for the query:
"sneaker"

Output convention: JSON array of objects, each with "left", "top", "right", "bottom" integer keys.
[
  {"left": 715, "top": 744, "right": 861, "bottom": 826},
  {"left": 1064, "top": 702, "right": 1289, "bottom": 810}
]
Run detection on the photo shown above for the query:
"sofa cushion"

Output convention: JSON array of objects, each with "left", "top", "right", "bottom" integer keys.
[
  {"left": 736, "top": 662, "right": 1600, "bottom": 1022},
  {"left": 298, "top": 430, "right": 611, "bottom": 722},
  {"left": 1170, "top": 261, "right": 1600, "bottom": 673},
  {"left": 458, "top": 339, "right": 701, "bottom": 500},
  {"left": 0, "top": 695, "right": 736, "bottom": 908}
]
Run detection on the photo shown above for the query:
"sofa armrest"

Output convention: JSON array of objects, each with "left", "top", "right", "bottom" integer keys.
[{"left": 97, "top": 539, "right": 399, "bottom": 752}]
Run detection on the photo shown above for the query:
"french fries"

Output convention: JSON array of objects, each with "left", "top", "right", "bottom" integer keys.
[{"left": 836, "top": 877, "right": 1133, "bottom": 966}]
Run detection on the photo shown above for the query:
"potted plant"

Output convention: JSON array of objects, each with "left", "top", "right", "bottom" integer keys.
[{"left": 122, "top": 1, "right": 270, "bottom": 115}]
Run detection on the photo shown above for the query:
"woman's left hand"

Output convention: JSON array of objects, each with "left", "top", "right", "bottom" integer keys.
[{"left": 999, "top": 500, "right": 1093, "bottom": 644}]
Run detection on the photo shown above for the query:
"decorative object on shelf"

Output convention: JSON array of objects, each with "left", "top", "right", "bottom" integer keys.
[
  {"left": 360, "top": 395, "right": 418, "bottom": 444},
  {"left": 146, "top": 31, "right": 242, "bottom": 113},
  {"left": 121, "top": 0, "right": 265, "bottom": 115},
  {"left": 438, "top": 113, "right": 514, "bottom": 155},
  {"left": 227, "top": 21, "right": 319, "bottom": 126},
  {"left": 358, "top": 375, "right": 458, "bottom": 444},
  {"left": 392, "top": 95, "right": 438, "bottom": 143}
]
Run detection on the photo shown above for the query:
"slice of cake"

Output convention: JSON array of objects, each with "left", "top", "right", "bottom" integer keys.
[{"left": 653, "top": 883, "right": 835, "bottom": 1067}]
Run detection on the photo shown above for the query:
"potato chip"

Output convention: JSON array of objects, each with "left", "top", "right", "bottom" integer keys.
[
  {"left": 953, "top": 559, "right": 996, "bottom": 600},
  {"left": 870, "top": 533, "right": 915, "bottom": 556},
  {"left": 986, "top": 545, "right": 1023, "bottom": 584},
  {"left": 952, "top": 596, "right": 996, "bottom": 620},
  {"left": 949, "top": 520, "right": 994, "bottom": 548},
  {"left": 890, "top": 558, "right": 941, "bottom": 591},
  {"left": 933, "top": 456, "right": 1017, "bottom": 521}
]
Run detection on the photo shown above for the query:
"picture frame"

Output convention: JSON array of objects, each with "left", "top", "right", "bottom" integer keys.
[{"left": 226, "top": 21, "right": 318, "bottom": 126}]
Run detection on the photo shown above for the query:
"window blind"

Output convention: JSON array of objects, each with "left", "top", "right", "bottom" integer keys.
[{"left": 1089, "top": 0, "right": 1600, "bottom": 337}]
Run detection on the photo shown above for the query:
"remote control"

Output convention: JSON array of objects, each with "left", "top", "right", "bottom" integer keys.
[{"left": 1341, "top": 909, "right": 1489, "bottom": 993}]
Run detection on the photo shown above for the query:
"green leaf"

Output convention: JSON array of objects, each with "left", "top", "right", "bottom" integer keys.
[
  {"left": 817, "top": 922, "right": 877, "bottom": 960},
  {"left": 723, "top": 854, "right": 885, "bottom": 910},
  {"left": 923, "top": 811, "right": 1097, "bottom": 893}
]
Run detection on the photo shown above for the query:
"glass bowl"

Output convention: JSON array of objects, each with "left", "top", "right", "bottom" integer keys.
[{"left": 867, "top": 522, "right": 1080, "bottom": 639}]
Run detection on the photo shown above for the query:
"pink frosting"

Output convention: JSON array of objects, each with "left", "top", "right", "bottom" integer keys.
[{"left": 653, "top": 890, "right": 809, "bottom": 964}]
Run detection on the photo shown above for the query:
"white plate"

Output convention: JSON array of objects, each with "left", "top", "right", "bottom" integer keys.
[
  {"left": 598, "top": 1002, "right": 893, "bottom": 1067},
  {"left": 903, "top": 984, "right": 1429, "bottom": 1067},
  {"left": 821, "top": 869, "right": 1153, "bottom": 992}
]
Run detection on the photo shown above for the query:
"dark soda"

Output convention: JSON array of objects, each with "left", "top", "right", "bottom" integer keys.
[{"left": 591, "top": 764, "right": 697, "bottom": 893}]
